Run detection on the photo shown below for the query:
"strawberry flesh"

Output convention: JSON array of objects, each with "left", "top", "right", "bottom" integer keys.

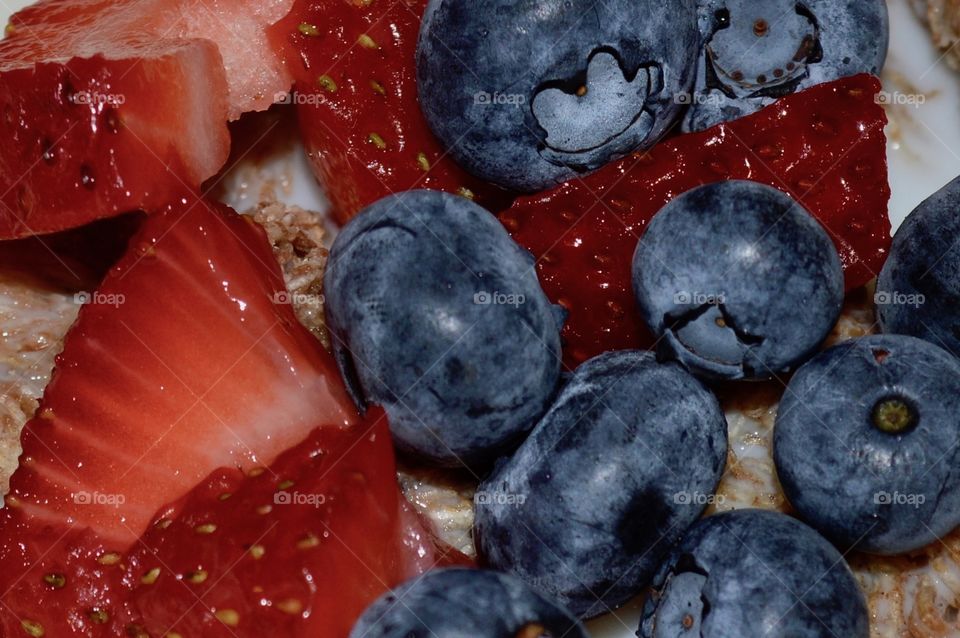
[
  {"left": 503, "top": 75, "right": 892, "bottom": 368},
  {"left": 0, "top": 197, "right": 456, "bottom": 637},
  {"left": 0, "top": 0, "right": 297, "bottom": 239},
  {"left": 3, "top": 196, "right": 356, "bottom": 549},
  {"left": 123, "top": 409, "right": 458, "bottom": 638},
  {"left": 269, "top": 0, "right": 511, "bottom": 225}
]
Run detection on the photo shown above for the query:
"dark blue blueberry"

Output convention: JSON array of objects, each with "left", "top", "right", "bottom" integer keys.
[
  {"left": 416, "top": 0, "right": 700, "bottom": 192},
  {"left": 349, "top": 568, "right": 588, "bottom": 638},
  {"left": 774, "top": 334, "right": 960, "bottom": 555},
  {"left": 683, "top": 0, "right": 889, "bottom": 131},
  {"left": 474, "top": 350, "right": 727, "bottom": 618},
  {"left": 639, "top": 509, "right": 869, "bottom": 638},
  {"left": 631, "top": 180, "right": 844, "bottom": 380},
  {"left": 323, "top": 190, "right": 563, "bottom": 469},
  {"left": 878, "top": 175, "right": 960, "bottom": 356}
]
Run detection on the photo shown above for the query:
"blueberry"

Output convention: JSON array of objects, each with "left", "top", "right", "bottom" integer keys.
[
  {"left": 323, "top": 190, "right": 563, "bottom": 469},
  {"left": 639, "top": 509, "right": 869, "bottom": 638},
  {"left": 417, "top": 0, "right": 700, "bottom": 192},
  {"left": 683, "top": 0, "right": 889, "bottom": 131},
  {"left": 350, "top": 568, "right": 588, "bottom": 638},
  {"left": 878, "top": 175, "right": 960, "bottom": 356},
  {"left": 631, "top": 180, "right": 844, "bottom": 380},
  {"left": 774, "top": 334, "right": 960, "bottom": 555},
  {"left": 474, "top": 350, "right": 727, "bottom": 618}
]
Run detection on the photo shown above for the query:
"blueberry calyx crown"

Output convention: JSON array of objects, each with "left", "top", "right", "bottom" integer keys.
[{"left": 871, "top": 396, "right": 918, "bottom": 435}]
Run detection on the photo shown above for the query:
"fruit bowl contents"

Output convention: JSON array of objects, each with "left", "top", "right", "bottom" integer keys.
[{"left": 2, "top": 0, "right": 960, "bottom": 637}]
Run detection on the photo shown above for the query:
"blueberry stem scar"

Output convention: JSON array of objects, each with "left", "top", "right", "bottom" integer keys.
[{"left": 872, "top": 397, "right": 917, "bottom": 434}]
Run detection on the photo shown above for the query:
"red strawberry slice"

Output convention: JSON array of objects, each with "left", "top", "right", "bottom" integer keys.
[
  {"left": 0, "top": 411, "right": 458, "bottom": 638},
  {"left": 3, "top": 196, "right": 356, "bottom": 548},
  {"left": 0, "top": 0, "right": 297, "bottom": 239},
  {"left": 0, "top": 197, "right": 456, "bottom": 636},
  {"left": 7, "top": 0, "right": 294, "bottom": 119},
  {"left": 269, "top": 0, "right": 511, "bottom": 225},
  {"left": 502, "top": 74, "right": 892, "bottom": 368},
  {"left": 122, "top": 408, "right": 461, "bottom": 638}
]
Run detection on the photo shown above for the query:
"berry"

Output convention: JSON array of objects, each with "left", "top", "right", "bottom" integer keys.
[
  {"left": 632, "top": 180, "right": 844, "bottom": 380},
  {"left": 269, "top": 0, "right": 508, "bottom": 225},
  {"left": 775, "top": 334, "right": 960, "bottom": 555},
  {"left": 502, "top": 75, "right": 891, "bottom": 368},
  {"left": 877, "top": 175, "right": 960, "bottom": 356},
  {"left": 417, "top": 0, "right": 700, "bottom": 192},
  {"left": 0, "top": 196, "right": 439, "bottom": 635},
  {"left": 0, "top": 0, "right": 295, "bottom": 238},
  {"left": 683, "top": 0, "right": 889, "bottom": 131},
  {"left": 350, "top": 568, "right": 588, "bottom": 638},
  {"left": 640, "top": 509, "right": 869, "bottom": 638},
  {"left": 124, "top": 408, "right": 459, "bottom": 637},
  {"left": 475, "top": 350, "right": 727, "bottom": 618},
  {"left": 324, "top": 190, "right": 563, "bottom": 468}
]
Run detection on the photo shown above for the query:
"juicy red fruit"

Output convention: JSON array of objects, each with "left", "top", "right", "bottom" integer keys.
[
  {"left": 504, "top": 75, "right": 891, "bottom": 368},
  {"left": 0, "top": 43, "right": 229, "bottom": 239},
  {"left": 0, "top": 0, "right": 298, "bottom": 239},
  {"left": 125, "top": 409, "right": 449, "bottom": 638},
  {"left": 270, "top": 0, "right": 510, "bottom": 225},
  {"left": 0, "top": 196, "right": 353, "bottom": 635}
]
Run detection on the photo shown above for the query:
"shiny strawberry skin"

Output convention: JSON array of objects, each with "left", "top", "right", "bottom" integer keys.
[
  {"left": 503, "top": 75, "right": 892, "bottom": 368},
  {"left": 123, "top": 408, "right": 456, "bottom": 638},
  {"left": 269, "top": 0, "right": 511, "bottom": 225}
]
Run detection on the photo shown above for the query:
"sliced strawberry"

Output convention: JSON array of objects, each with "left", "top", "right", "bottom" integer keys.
[
  {"left": 2, "top": 196, "right": 356, "bottom": 551},
  {"left": 7, "top": 0, "right": 294, "bottom": 118},
  {"left": 0, "top": 0, "right": 297, "bottom": 239},
  {"left": 503, "top": 75, "right": 892, "bottom": 368},
  {"left": 121, "top": 409, "right": 460, "bottom": 637},
  {"left": 269, "top": 0, "right": 511, "bottom": 225},
  {"left": 0, "top": 410, "right": 462, "bottom": 638},
  {"left": 0, "top": 197, "right": 460, "bottom": 636}
]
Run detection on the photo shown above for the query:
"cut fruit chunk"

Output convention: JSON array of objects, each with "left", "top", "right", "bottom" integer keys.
[
  {"left": 0, "top": 197, "right": 460, "bottom": 637},
  {"left": 0, "top": 0, "right": 298, "bottom": 238},
  {"left": 503, "top": 75, "right": 891, "bottom": 368},
  {"left": 3, "top": 196, "right": 356, "bottom": 549},
  {"left": 6, "top": 0, "right": 294, "bottom": 118}
]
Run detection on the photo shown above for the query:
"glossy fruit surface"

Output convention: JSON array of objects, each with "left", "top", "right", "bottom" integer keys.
[
  {"left": 775, "top": 334, "right": 960, "bottom": 555},
  {"left": 877, "top": 174, "right": 960, "bottom": 356},
  {"left": 325, "top": 190, "right": 563, "bottom": 468},
  {"left": 475, "top": 350, "right": 727, "bottom": 618},
  {"left": 270, "top": 0, "right": 509, "bottom": 225},
  {"left": 417, "top": 0, "right": 700, "bottom": 191},
  {"left": 503, "top": 75, "right": 890, "bottom": 368},
  {"left": 350, "top": 568, "right": 588, "bottom": 638},
  {"left": 633, "top": 180, "right": 844, "bottom": 380},
  {"left": 684, "top": 0, "right": 889, "bottom": 131},
  {"left": 640, "top": 510, "right": 869, "bottom": 638}
]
